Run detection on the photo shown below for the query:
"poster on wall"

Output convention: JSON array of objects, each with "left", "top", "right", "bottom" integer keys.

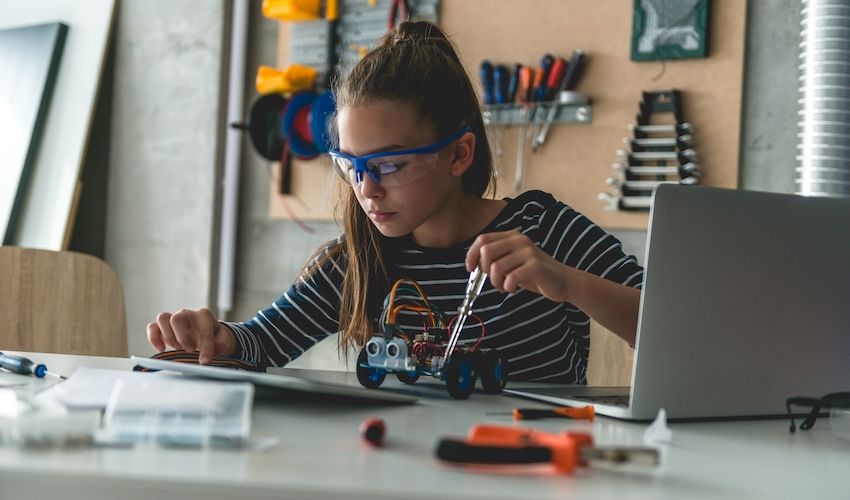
[
  {"left": 631, "top": 0, "right": 710, "bottom": 61},
  {"left": 0, "top": 22, "right": 67, "bottom": 243}
]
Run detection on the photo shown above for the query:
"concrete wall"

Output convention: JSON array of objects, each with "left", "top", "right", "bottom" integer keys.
[
  {"left": 93, "top": 0, "right": 803, "bottom": 367},
  {"left": 103, "top": 0, "right": 226, "bottom": 356}
]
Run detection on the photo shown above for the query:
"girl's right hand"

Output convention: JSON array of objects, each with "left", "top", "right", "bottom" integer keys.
[{"left": 146, "top": 308, "right": 236, "bottom": 364}]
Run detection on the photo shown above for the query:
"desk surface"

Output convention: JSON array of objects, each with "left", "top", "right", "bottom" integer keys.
[{"left": 0, "top": 352, "right": 847, "bottom": 500}]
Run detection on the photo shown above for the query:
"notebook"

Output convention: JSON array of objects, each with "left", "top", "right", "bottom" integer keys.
[{"left": 506, "top": 185, "right": 850, "bottom": 421}]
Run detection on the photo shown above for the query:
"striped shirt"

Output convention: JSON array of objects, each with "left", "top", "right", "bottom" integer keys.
[{"left": 226, "top": 190, "right": 643, "bottom": 383}]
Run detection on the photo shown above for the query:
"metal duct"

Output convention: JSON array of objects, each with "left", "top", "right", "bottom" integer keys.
[{"left": 797, "top": 0, "right": 850, "bottom": 197}]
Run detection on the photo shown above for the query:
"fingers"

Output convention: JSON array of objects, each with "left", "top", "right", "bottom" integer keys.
[
  {"left": 470, "top": 230, "right": 532, "bottom": 274},
  {"left": 466, "top": 231, "right": 513, "bottom": 271},
  {"left": 488, "top": 250, "right": 534, "bottom": 293},
  {"left": 146, "top": 322, "right": 167, "bottom": 352},
  {"left": 170, "top": 309, "right": 197, "bottom": 352},
  {"left": 155, "top": 312, "right": 180, "bottom": 350},
  {"left": 150, "top": 309, "right": 220, "bottom": 364},
  {"left": 196, "top": 308, "right": 217, "bottom": 365}
]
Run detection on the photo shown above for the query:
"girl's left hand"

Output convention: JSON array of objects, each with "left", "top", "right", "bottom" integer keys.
[{"left": 466, "top": 230, "right": 576, "bottom": 302}]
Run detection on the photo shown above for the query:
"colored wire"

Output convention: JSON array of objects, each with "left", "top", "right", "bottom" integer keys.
[{"left": 446, "top": 314, "right": 487, "bottom": 352}]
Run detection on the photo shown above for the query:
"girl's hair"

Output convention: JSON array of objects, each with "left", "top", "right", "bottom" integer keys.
[{"left": 306, "top": 21, "right": 494, "bottom": 358}]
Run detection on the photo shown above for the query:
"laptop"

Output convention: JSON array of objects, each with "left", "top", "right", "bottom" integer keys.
[
  {"left": 131, "top": 356, "right": 418, "bottom": 404},
  {"left": 506, "top": 185, "right": 850, "bottom": 421}
]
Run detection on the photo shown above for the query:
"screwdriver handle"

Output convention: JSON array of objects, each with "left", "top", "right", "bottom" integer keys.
[
  {"left": 479, "top": 60, "right": 495, "bottom": 105},
  {"left": 544, "top": 57, "right": 568, "bottom": 101},
  {"left": 531, "top": 67, "right": 545, "bottom": 103},
  {"left": 535, "top": 53, "right": 554, "bottom": 102},
  {"left": 513, "top": 406, "right": 595, "bottom": 421},
  {"left": 0, "top": 352, "right": 47, "bottom": 378},
  {"left": 561, "top": 49, "right": 586, "bottom": 91},
  {"left": 518, "top": 66, "right": 533, "bottom": 104},
  {"left": 494, "top": 64, "right": 509, "bottom": 104},
  {"left": 507, "top": 63, "right": 521, "bottom": 103}
]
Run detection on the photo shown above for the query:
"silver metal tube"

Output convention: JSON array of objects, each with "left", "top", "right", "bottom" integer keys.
[
  {"left": 798, "top": 0, "right": 850, "bottom": 197},
  {"left": 217, "top": 0, "right": 249, "bottom": 319}
]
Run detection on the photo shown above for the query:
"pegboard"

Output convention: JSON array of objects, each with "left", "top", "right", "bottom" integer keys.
[{"left": 269, "top": 0, "right": 747, "bottom": 230}]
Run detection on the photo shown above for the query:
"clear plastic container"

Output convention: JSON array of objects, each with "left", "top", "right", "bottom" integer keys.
[
  {"left": 0, "top": 388, "right": 100, "bottom": 448},
  {"left": 99, "top": 376, "right": 253, "bottom": 448}
]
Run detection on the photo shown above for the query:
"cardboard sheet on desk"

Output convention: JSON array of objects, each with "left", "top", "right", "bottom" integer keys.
[{"left": 130, "top": 356, "right": 418, "bottom": 404}]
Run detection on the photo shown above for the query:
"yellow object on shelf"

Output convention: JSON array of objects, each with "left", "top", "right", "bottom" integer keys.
[
  {"left": 262, "top": 0, "right": 321, "bottom": 22},
  {"left": 256, "top": 65, "right": 318, "bottom": 95},
  {"left": 325, "top": 0, "right": 339, "bottom": 21}
]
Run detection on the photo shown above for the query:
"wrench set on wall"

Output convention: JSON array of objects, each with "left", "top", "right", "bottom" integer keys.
[{"left": 598, "top": 90, "right": 700, "bottom": 211}]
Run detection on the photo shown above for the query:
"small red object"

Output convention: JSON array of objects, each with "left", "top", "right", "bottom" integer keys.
[{"left": 360, "top": 417, "right": 386, "bottom": 447}]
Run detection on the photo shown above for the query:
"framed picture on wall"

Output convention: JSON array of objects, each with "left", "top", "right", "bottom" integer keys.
[
  {"left": 0, "top": 22, "right": 67, "bottom": 243},
  {"left": 631, "top": 0, "right": 710, "bottom": 61}
]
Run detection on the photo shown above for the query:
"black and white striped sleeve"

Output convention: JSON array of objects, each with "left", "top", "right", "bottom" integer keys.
[
  {"left": 223, "top": 248, "right": 345, "bottom": 367},
  {"left": 537, "top": 201, "right": 644, "bottom": 289}
]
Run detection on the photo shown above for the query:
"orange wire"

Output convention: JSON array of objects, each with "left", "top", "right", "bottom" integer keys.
[
  {"left": 390, "top": 304, "right": 436, "bottom": 326},
  {"left": 387, "top": 279, "right": 433, "bottom": 323}
]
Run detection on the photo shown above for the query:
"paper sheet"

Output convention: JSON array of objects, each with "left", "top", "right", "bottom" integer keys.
[{"left": 33, "top": 366, "right": 169, "bottom": 409}]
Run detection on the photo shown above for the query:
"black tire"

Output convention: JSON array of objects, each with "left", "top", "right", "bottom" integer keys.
[
  {"left": 396, "top": 370, "right": 420, "bottom": 384},
  {"left": 479, "top": 349, "right": 508, "bottom": 394},
  {"left": 356, "top": 347, "right": 386, "bottom": 389},
  {"left": 445, "top": 352, "right": 477, "bottom": 400}
]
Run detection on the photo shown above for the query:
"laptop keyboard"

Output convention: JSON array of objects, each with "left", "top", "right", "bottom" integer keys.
[{"left": 571, "top": 394, "right": 631, "bottom": 407}]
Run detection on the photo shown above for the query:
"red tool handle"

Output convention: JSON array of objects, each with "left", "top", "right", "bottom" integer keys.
[{"left": 544, "top": 57, "right": 567, "bottom": 101}]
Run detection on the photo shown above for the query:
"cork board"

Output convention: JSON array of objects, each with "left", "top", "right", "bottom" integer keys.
[{"left": 270, "top": 0, "right": 747, "bottom": 229}]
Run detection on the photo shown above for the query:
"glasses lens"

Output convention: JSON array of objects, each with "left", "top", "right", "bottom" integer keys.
[
  {"left": 364, "top": 153, "right": 439, "bottom": 187},
  {"left": 331, "top": 156, "right": 355, "bottom": 185}
]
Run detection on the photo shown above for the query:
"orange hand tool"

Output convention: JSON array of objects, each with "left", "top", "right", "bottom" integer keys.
[
  {"left": 436, "top": 424, "right": 659, "bottom": 474},
  {"left": 513, "top": 405, "right": 595, "bottom": 421},
  {"left": 487, "top": 405, "right": 595, "bottom": 421}
]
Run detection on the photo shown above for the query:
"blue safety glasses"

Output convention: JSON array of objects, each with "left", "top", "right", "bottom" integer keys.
[{"left": 329, "top": 126, "right": 472, "bottom": 188}]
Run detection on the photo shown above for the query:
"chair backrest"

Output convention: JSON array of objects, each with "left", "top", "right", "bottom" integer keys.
[{"left": 0, "top": 246, "right": 127, "bottom": 356}]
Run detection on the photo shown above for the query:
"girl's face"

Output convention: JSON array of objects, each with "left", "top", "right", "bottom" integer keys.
[{"left": 335, "top": 100, "right": 475, "bottom": 244}]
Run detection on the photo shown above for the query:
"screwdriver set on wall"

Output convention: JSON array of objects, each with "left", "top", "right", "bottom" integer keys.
[
  {"left": 479, "top": 50, "right": 589, "bottom": 191},
  {"left": 598, "top": 90, "right": 700, "bottom": 211}
]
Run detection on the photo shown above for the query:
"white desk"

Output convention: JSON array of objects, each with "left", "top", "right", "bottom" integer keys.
[{"left": 0, "top": 352, "right": 846, "bottom": 500}]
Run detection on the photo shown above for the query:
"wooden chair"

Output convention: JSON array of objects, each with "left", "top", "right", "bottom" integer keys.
[
  {"left": 586, "top": 320, "right": 634, "bottom": 386},
  {"left": 0, "top": 246, "right": 127, "bottom": 357}
]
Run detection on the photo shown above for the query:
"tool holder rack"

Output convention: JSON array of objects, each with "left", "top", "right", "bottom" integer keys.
[
  {"left": 481, "top": 101, "right": 592, "bottom": 127},
  {"left": 599, "top": 90, "right": 700, "bottom": 211},
  {"left": 288, "top": 0, "right": 440, "bottom": 78}
]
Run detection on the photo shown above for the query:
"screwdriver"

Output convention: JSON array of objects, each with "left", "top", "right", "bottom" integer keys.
[
  {"left": 506, "top": 63, "right": 521, "bottom": 104},
  {"left": 493, "top": 64, "right": 509, "bottom": 104},
  {"left": 514, "top": 65, "right": 533, "bottom": 192},
  {"left": 534, "top": 54, "right": 554, "bottom": 102},
  {"left": 479, "top": 60, "right": 495, "bottom": 105},
  {"left": 0, "top": 352, "right": 64, "bottom": 379},
  {"left": 488, "top": 405, "right": 595, "bottom": 421}
]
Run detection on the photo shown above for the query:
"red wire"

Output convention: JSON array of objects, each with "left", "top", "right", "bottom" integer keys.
[{"left": 446, "top": 314, "right": 487, "bottom": 352}]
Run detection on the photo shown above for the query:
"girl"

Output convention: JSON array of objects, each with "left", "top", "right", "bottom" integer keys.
[{"left": 147, "top": 21, "right": 642, "bottom": 384}]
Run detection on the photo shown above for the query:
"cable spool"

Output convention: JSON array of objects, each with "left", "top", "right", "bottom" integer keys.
[
  {"left": 236, "top": 93, "right": 288, "bottom": 162},
  {"left": 282, "top": 90, "right": 336, "bottom": 159},
  {"left": 236, "top": 90, "right": 335, "bottom": 161}
]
